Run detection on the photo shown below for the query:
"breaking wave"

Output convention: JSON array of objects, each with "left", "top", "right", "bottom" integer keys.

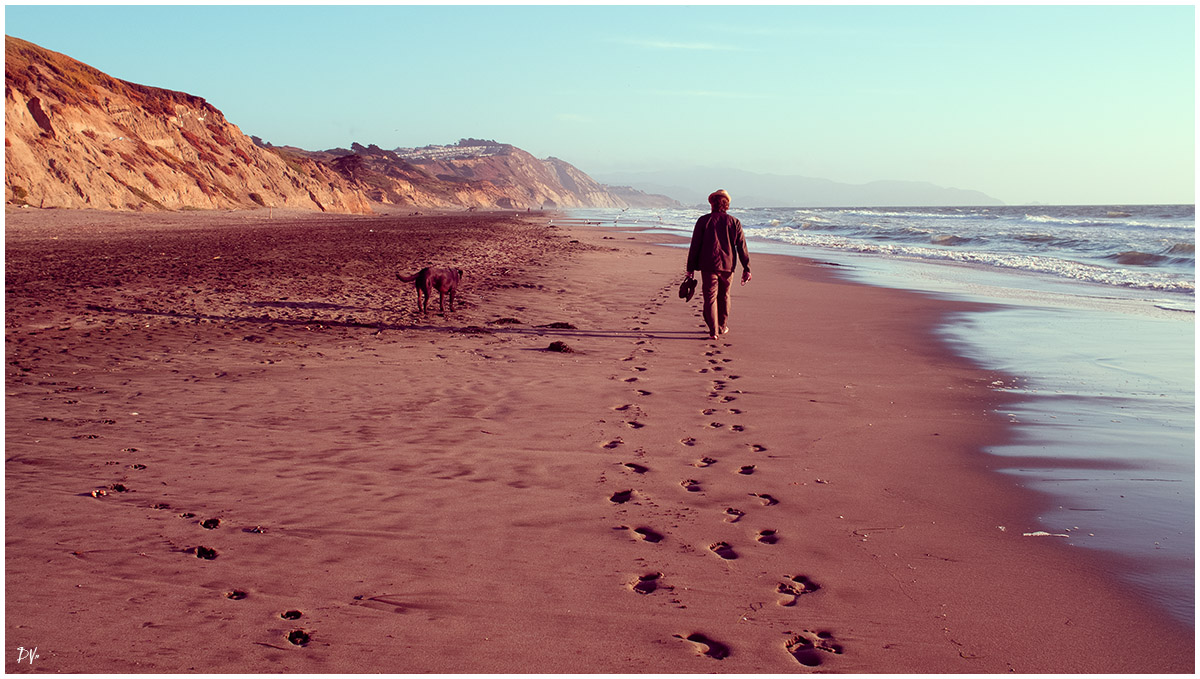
[{"left": 1106, "top": 251, "right": 1169, "bottom": 267}]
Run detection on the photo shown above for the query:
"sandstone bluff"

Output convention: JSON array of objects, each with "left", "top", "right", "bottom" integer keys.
[{"left": 4, "top": 36, "right": 675, "bottom": 213}]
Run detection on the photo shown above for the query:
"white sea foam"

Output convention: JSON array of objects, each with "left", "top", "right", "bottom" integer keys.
[{"left": 747, "top": 226, "right": 1194, "bottom": 293}]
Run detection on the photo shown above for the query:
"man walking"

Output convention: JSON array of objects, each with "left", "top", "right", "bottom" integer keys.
[{"left": 686, "top": 189, "right": 752, "bottom": 340}]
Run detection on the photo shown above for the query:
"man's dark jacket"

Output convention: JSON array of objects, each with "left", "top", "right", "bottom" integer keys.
[{"left": 687, "top": 212, "right": 751, "bottom": 273}]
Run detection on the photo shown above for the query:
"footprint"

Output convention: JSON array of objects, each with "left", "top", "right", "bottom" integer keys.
[
  {"left": 675, "top": 632, "right": 730, "bottom": 660},
  {"left": 624, "top": 462, "right": 649, "bottom": 474},
  {"left": 738, "top": 465, "right": 756, "bottom": 475},
  {"left": 681, "top": 479, "right": 703, "bottom": 493},
  {"left": 610, "top": 489, "right": 634, "bottom": 504},
  {"left": 777, "top": 575, "right": 821, "bottom": 605},
  {"left": 613, "top": 404, "right": 635, "bottom": 412},
  {"left": 603, "top": 439, "right": 623, "bottom": 449},
  {"left": 626, "top": 421, "right": 645, "bottom": 429},
  {"left": 631, "top": 572, "right": 663, "bottom": 595},
  {"left": 757, "top": 529, "right": 779, "bottom": 544},
  {"left": 730, "top": 425, "right": 745, "bottom": 432},
  {"left": 750, "top": 444, "right": 767, "bottom": 452},
  {"left": 785, "top": 630, "right": 842, "bottom": 666},
  {"left": 193, "top": 546, "right": 218, "bottom": 560},
  {"left": 632, "top": 527, "right": 664, "bottom": 543},
  {"left": 724, "top": 508, "right": 744, "bottom": 523},
  {"left": 287, "top": 629, "right": 311, "bottom": 646},
  {"left": 623, "top": 377, "right": 639, "bottom": 383},
  {"left": 225, "top": 590, "right": 247, "bottom": 600},
  {"left": 708, "top": 542, "right": 738, "bottom": 560},
  {"left": 200, "top": 518, "right": 220, "bottom": 529},
  {"left": 680, "top": 437, "right": 697, "bottom": 447},
  {"left": 280, "top": 610, "right": 303, "bottom": 620},
  {"left": 752, "top": 493, "right": 779, "bottom": 506},
  {"left": 709, "top": 422, "right": 724, "bottom": 429},
  {"left": 701, "top": 409, "right": 716, "bottom": 415},
  {"left": 635, "top": 390, "right": 652, "bottom": 396},
  {"left": 694, "top": 457, "right": 717, "bottom": 467}
]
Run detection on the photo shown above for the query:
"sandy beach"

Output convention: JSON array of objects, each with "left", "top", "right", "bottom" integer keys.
[{"left": 4, "top": 207, "right": 1193, "bottom": 673}]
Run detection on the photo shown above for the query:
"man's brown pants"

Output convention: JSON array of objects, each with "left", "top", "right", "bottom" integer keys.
[{"left": 701, "top": 270, "right": 733, "bottom": 336}]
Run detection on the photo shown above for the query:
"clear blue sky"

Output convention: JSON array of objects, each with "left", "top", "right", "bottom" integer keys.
[{"left": 5, "top": 4, "right": 1195, "bottom": 205}]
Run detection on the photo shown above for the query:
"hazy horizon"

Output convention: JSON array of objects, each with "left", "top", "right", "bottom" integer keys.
[{"left": 5, "top": 4, "right": 1194, "bottom": 206}]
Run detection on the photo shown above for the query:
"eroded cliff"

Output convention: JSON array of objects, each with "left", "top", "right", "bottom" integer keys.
[{"left": 5, "top": 36, "right": 372, "bottom": 213}]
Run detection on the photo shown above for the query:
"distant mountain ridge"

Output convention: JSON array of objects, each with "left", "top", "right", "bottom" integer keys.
[
  {"left": 299, "top": 139, "right": 678, "bottom": 210},
  {"left": 4, "top": 36, "right": 676, "bottom": 213},
  {"left": 593, "top": 167, "right": 1004, "bottom": 208}
]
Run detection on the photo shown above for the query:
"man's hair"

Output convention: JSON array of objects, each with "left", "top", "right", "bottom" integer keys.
[{"left": 708, "top": 189, "right": 731, "bottom": 212}]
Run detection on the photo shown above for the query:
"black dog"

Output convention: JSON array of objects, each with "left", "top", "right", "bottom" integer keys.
[{"left": 397, "top": 267, "right": 463, "bottom": 313}]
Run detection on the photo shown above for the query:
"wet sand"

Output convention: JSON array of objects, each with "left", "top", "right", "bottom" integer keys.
[{"left": 4, "top": 206, "right": 1192, "bottom": 673}]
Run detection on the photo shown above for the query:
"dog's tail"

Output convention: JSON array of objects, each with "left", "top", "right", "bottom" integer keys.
[{"left": 397, "top": 272, "right": 419, "bottom": 282}]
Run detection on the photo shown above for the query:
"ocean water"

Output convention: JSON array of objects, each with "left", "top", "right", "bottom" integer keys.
[
  {"left": 577, "top": 204, "right": 1195, "bottom": 298},
  {"left": 566, "top": 204, "right": 1195, "bottom": 625}
]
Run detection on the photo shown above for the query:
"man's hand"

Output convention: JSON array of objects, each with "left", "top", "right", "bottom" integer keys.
[
  {"left": 741, "top": 270, "right": 752, "bottom": 285},
  {"left": 686, "top": 270, "right": 695, "bottom": 280}
]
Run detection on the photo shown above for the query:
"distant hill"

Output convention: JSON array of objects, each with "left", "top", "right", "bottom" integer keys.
[
  {"left": 4, "top": 36, "right": 675, "bottom": 213},
  {"left": 592, "top": 167, "right": 1004, "bottom": 208},
  {"left": 293, "top": 140, "right": 678, "bottom": 210}
]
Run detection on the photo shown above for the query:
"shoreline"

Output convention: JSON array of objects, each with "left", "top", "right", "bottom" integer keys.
[
  {"left": 579, "top": 212, "right": 1196, "bottom": 629},
  {"left": 5, "top": 208, "right": 1192, "bottom": 672},
  {"left": 740, "top": 227, "right": 1197, "bottom": 628}
]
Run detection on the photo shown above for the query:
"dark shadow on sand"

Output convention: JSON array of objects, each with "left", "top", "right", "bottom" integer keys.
[{"left": 245, "top": 301, "right": 352, "bottom": 311}]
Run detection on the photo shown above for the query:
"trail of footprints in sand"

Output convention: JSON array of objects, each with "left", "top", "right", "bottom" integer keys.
[
  {"left": 601, "top": 286, "right": 842, "bottom": 667},
  {"left": 85, "top": 450, "right": 313, "bottom": 648}
]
